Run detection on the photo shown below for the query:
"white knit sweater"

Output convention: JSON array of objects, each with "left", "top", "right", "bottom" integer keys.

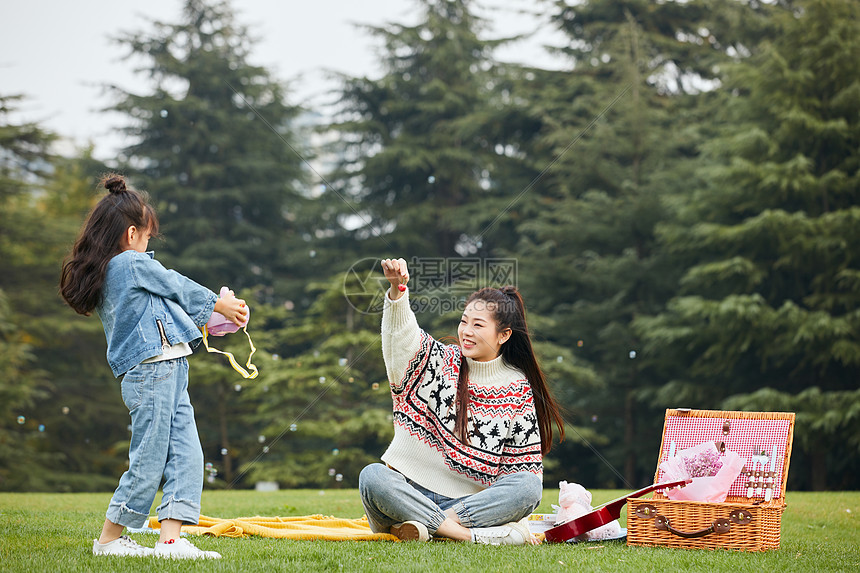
[{"left": 380, "top": 290, "right": 543, "bottom": 498}]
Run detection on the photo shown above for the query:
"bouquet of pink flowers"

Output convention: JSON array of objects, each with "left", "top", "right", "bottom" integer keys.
[
  {"left": 684, "top": 445, "right": 724, "bottom": 478},
  {"left": 659, "top": 441, "right": 745, "bottom": 503}
]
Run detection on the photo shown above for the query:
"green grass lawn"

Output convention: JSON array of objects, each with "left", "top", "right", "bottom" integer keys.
[{"left": 0, "top": 489, "right": 857, "bottom": 572}]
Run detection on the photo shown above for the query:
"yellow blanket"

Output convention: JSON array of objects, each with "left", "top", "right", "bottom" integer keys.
[{"left": 146, "top": 514, "right": 397, "bottom": 541}]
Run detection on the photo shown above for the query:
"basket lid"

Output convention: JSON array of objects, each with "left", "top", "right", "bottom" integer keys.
[{"left": 652, "top": 409, "right": 795, "bottom": 502}]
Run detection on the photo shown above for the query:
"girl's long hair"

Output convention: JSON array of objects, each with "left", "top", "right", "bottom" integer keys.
[
  {"left": 59, "top": 174, "right": 159, "bottom": 315},
  {"left": 455, "top": 286, "right": 565, "bottom": 455}
]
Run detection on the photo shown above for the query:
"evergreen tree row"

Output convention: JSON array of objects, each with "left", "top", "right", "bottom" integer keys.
[{"left": 1, "top": 0, "right": 856, "bottom": 492}]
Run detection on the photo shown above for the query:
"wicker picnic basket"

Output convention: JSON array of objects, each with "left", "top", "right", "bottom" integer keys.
[{"left": 627, "top": 409, "right": 795, "bottom": 551}]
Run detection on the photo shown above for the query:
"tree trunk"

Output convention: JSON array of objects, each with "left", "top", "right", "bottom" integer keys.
[{"left": 218, "top": 382, "right": 233, "bottom": 484}]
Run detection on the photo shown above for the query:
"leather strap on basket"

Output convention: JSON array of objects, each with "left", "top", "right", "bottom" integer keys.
[{"left": 635, "top": 505, "right": 753, "bottom": 539}]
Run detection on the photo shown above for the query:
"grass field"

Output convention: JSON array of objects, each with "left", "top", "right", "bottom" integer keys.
[{"left": 0, "top": 489, "right": 857, "bottom": 572}]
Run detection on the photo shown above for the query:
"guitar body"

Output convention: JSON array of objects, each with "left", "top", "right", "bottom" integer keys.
[{"left": 544, "top": 480, "right": 690, "bottom": 543}]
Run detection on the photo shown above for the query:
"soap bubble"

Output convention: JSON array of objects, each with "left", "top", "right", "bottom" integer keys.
[
  {"left": 335, "top": 474, "right": 343, "bottom": 482},
  {"left": 262, "top": 446, "right": 269, "bottom": 453},
  {"left": 38, "top": 424, "right": 45, "bottom": 432},
  {"left": 258, "top": 435, "right": 266, "bottom": 443},
  {"left": 319, "top": 376, "right": 326, "bottom": 384},
  {"left": 591, "top": 415, "right": 598, "bottom": 423},
  {"left": 348, "top": 377, "right": 354, "bottom": 383},
  {"left": 372, "top": 383, "right": 380, "bottom": 390},
  {"left": 328, "top": 468, "right": 336, "bottom": 476},
  {"left": 221, "top": 448, "right": 228, "bottom": 456},
  {"left": 235, "top": 384, "right": 242, "bottom": 392},
  {"left": 207, "top": 475, "right": 215, "bottom": 483},
  {"left": 16, "top": 416, "right": 25, "bottom": 425},
  {"left": 428, "top": 175, "right": 436, "bottom": 184},
  {"left": 272, "top": 354, "right": 279, "bottom": 361},
  {"left": 332, "top": 448, "right": 340, "bottom": 456},
  {"left": 205, "top": 462, "right": 214, "bottom": 471},
  {"left": 577, "top": 340, "right": 584, "bottom": 347},
  {"left": 629, "top": 350, "right": 637, "bottom": 359},
  {"left": 556, "top": 356, "right": 563, "bottom": 363},
  {"left": 160, "top": 109, "right": 168, "bottom": 118},
  {"left": 61, "top": 406, "right": 70, "bottom": 415},
  {"left": 338, "top": 358, "right": 348, "bottom": 367},
  {"left": 290, "top": 424, "right": 297, "bottom": 432}
]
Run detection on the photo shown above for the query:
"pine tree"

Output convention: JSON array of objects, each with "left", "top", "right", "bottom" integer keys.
[
  {"left": 105, "top": 0, "right": 319, "bottom": 482},
  {"left": 637, "top": 0, "right": 860, "bottom": 489},
  {"left": 108, "top": 0, "right": 310, "bottom": 299},
  {"left": 509, "top": 3, "right": 729, "bottom": 486},
  {"left": 329, "top": 0, "right": 532, "bottom": 258},
  {"left": 237, "top": 274, "right": 392, "bottom": 488}
]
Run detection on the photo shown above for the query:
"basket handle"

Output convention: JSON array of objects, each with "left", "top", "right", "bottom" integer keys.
[
  {"left": 654, "top": 515, "right": 731, "bottom": 538},
  {"left": 638, "top": 506, "right": 753, "bottom": 539}
]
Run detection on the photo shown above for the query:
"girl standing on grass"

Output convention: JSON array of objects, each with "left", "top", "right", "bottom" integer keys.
[
  {"left": 60, "top": 174, "right": 247, "bottom": 559},
  {"left": 359, "top": 258, "right": 565, "bottom": 545}
]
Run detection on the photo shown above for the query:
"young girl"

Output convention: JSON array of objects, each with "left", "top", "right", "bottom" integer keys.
[
  {"left": 359, "top": 258, "right": 565, "bottom": 545},
  {"left": 60, "top": 175, "right": 247, "bottom": 559}
]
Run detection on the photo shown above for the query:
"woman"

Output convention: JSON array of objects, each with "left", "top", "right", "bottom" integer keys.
[{"left": 359, "top": 258, "right": 565, "bottom": 545}]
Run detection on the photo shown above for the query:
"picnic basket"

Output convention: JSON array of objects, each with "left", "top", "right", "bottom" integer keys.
[{"left": 626, "top": 408, "right": 795, "bottom": 551}]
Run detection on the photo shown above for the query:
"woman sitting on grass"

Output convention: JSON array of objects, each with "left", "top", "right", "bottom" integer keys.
[{"left": 359, "top": 258, "right": 565, "bottom": 545}]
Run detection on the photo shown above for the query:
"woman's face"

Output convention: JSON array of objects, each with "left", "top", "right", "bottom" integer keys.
[{"left": 458, "top": 300, "right": 511, "bottom": 362}]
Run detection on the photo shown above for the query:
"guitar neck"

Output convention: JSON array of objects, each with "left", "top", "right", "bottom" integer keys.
[{"left": 596, "top": 480, "right": 690, "bottom": 511}]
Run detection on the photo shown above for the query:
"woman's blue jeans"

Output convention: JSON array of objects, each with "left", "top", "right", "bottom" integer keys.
[
  {"left": 105, "top": 357, "right": 204, "bottom": 528},
  {"left": 359, "top": 463, "right": 542, "bottom": 535}
]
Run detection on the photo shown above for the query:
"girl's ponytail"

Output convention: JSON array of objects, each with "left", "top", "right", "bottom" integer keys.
[
  {"left": 104, "top": 176, "right": 127, "bottom": 194},
  {"left": 60, "top": 174, "right": 158, "bottom": 315}
]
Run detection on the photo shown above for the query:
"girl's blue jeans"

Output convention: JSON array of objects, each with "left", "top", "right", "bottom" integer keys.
[
  {"left": 105, "top": 357, "right": 204, "bottom": 528},
  {"left": 359, "top": 463, "right": 542, "bottom": 535}
]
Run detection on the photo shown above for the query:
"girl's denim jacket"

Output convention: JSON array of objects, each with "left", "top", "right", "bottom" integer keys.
[{"left": 97, "top": 250, "right": 218, "bottom": 377}]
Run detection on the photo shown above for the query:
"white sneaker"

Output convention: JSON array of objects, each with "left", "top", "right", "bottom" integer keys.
[
  {"left": 471, "top": 519, "right": 533, "bottom": 545},
  {"left": 390, "top": 521, "right": 430, "bottom": 542},
  {"left": 154, "top": 538, "right": 221, "bottom": 559},
  {"left": 92, "top": 535, "right": 153, "bottom": 556}
]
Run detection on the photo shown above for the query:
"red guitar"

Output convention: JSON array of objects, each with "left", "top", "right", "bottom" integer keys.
[{"left": 544, "top": 479, "right": 691, "bottom": 543}]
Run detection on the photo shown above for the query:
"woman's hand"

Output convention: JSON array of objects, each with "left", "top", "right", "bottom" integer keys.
[
  {"left": 380, "top": 258, "right": 409, "bottom": 300},
  {"left": 213, "top": 289, "right": 248, "bottom": 326}
]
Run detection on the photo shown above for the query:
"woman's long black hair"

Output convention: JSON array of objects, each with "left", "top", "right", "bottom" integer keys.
[
  {"left": 59, "top": 174, "right": 158, "bottom": 315},
  {"left": 454, "top": 286, "right": 565, "bottom": 455}
]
